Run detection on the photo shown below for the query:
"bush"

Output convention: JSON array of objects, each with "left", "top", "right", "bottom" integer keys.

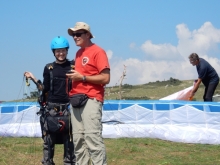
[{"left": 123, "top": 84, "right": 133, "bottom": 89}]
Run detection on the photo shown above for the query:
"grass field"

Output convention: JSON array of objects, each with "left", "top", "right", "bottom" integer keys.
[
  {"left": 104, "top": 79, "right": 220, "bottom": 101},
  {"left": 1, "top": 137, "right": 220, "bottom": 165},
  {"left": 12, "top": 79, "right": 220, "bottom": 102},
  {"left": 2, "top": 79, "right": 220, "bottom": 164}
]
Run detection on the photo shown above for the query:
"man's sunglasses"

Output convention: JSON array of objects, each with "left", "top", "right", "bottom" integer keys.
[{"left": 72, "top": 32, "right": 87, "bottom": 37}]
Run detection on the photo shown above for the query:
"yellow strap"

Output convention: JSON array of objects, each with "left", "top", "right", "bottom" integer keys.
[{"left": 26, "top": 78, "right": 30, "bottom": 86}]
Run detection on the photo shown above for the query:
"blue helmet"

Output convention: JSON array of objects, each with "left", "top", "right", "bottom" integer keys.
[{"left": 50, "top": 36, "right": 69, "bottom": 50}]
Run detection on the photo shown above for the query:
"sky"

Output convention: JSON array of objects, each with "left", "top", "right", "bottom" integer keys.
[{"left": 1, "top": 1, "right": 220, "bottom": 101}]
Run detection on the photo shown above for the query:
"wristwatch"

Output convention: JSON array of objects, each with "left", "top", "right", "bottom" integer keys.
[{"left": 82, "top": 76, "right": 86, "bottom": 82}]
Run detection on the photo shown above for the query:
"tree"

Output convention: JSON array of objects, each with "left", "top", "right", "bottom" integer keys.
[
  {"left": 30, "top": 90, "right": 39, "bottom": 98},
  {"left": 118, "top": 65, "right": 126, "bottom": 100}
]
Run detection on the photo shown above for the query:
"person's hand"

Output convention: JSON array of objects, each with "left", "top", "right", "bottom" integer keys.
[
  {"left": 24, "top": 71, "right": 34, "bottom": 79},
  {"left": 188, "top": 91, "right": 195, "bottom": 100},
  {"left": 188, "top": 96, "right": 193, "bottom": 101},
  {"left": 66, "top": 70, "right": 83, "bottom": 81}
]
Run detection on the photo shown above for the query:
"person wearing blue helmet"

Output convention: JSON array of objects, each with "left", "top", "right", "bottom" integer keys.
[{"left": 24, "top": 36, "right": 75, "bottom": 165}]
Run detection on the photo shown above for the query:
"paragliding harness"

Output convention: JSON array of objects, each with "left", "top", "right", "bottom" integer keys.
[{"left": 37, "top": 61, "right": 75, "bottom": 143}]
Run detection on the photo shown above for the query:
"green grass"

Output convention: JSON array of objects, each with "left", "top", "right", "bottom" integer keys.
[
  {"left": 7, "top": 79, "right": 220, "bottom": 103},
  {"left": 105, "top": 79, "right": 220, "bottom": 101},
  {"left": 2, "top": 79, "right": 220, "bottom": 164},
  {"left": 1, "top": 137, "right": 220, "bottom": 165}
]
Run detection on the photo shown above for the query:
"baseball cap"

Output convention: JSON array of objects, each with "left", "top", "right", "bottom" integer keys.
[{"left": 68, "top": 22, "right": 94, "bottom": 38}]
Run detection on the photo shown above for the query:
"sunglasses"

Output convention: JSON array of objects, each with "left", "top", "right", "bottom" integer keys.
[{"left": 72, "top": 32, "right": 87, "bottom": 37}]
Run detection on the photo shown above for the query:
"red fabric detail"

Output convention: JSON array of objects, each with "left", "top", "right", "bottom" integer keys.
[{"left": 58, "top": 120, "right": 65, "bottom": 131}]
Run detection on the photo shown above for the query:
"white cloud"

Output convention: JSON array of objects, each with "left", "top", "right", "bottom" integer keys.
[
  {"left": 108, "top": 22, "right": 220, "bottom": 87},
  {"left": 109, "top": 58, "right": 197, "bottom": 87},
  {"left": 141, "top": 40, "right": 183, "bottom": 61},
  {"left": 129, "top": 42, "right": 136, "bottom": 49},
  {"left": 106, "top": 50, "right": 113, "bottom": 60},
  {"left": 177, "top": 22, "right": 220, "bottom": 58}
]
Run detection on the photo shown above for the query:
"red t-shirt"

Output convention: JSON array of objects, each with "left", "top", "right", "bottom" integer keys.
[{"left": 69, "top": 44, "right": 110, "bottom": 102}]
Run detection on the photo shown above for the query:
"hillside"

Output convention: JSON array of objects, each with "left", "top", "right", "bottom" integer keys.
[
  {"left": 6, "top": 79, "right": 220, "bottom": 102},
  {"left": 104, "top": 79, "right": 220, "bottom": 101}
]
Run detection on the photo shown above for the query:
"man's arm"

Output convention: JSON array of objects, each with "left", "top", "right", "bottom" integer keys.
[
  {"left": 24, "top": 71, "right": 43, "bottom": 91},
  {"left": 84, "top": 69, "right": 110, "bottom": 84},
  {"left": 66, "top": 68, "right": 110, "bottom": 85},
  {"left": 189, "top": 78, "right": 202, "bottom": 98}
]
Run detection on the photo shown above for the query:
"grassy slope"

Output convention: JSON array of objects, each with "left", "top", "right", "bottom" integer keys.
[
  {"left": 7, "top": 79, "right": 220, "bottom": 102},
  {"left": 105, "top": 79, "right": 220, "bottom": 101}
]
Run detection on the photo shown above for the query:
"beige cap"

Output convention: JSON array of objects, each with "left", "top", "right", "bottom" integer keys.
[{"left": 68, "top": 22, "right": 94, "bottom": 38}]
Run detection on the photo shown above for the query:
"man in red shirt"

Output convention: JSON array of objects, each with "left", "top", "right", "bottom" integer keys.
[{"left": 66, "top": 22, "right": 110, "bottom": 165}]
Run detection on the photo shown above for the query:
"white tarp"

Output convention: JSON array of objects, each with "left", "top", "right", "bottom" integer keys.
[
  {"left": 160, "top": 86, "right": 193, "bottom": 101},
  {"left": 1, "top": 101, "right": 220, "bottom": 144}
]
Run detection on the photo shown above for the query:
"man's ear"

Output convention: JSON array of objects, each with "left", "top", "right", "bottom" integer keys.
[{"left": 86, "top": 33, "right": 91, "bottom": 39}]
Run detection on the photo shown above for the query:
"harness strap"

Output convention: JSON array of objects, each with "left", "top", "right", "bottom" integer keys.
[
  {"left": 47, "top": 102, "right": 69, "bottom": 112},
  {"left": 46, "top": 60, "right": 74, "bottom": 93},
  {"left": 48, "top": 65, "right": 53, "bottom": 92},
  {"left": 54, "top": 77, "right": 66, "bottom": 80},
  {"left": 67, "top": 60, "right": 75, "bottom": 94}
]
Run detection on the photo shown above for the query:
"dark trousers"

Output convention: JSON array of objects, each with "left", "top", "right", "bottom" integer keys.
[
  {"left": 42, "top": 133, "right": 75, "bottom": 165},
  {"left": 203, "top": 82, "right": 219, "bottom": 101},
  {"left": 40, "top": 104, "right": 75, "bottom": 165}
]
